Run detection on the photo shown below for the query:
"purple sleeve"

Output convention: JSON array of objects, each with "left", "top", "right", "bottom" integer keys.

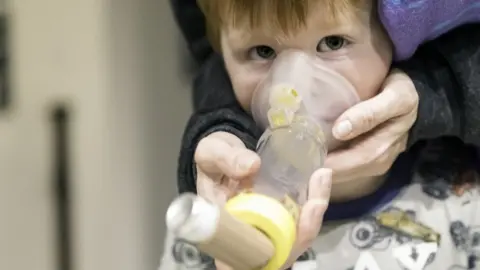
[{"left": 378, "top": 0, "right": 480, "bottom": 61}]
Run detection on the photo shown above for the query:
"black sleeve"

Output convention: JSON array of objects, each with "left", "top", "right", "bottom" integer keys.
[
  {"left": 395, "top": 23, "right": 480, "bottom": 146},
  {"left": 169, "top": 0, "right": 212, "bottom": 65},
  {"left": 176, "top": 55, "right": 262, "bottom": 193}
]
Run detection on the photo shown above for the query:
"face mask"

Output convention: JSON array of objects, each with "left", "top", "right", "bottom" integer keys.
[{"left": 251, "top": 50, "right": 360, "bottom": 151}]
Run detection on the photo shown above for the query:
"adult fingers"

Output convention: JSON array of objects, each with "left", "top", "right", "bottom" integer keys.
[
  {"left": 332, "top": 73, "right": 418, "bottom": 141},
  {"left": 215, "top": 260, "right": 233, "bottom": 270},
  {"left": 195, "top": 134, "right": 260, "bottom": 179},
  {"left": 325, "top": 124, "right": 408, "bottom": 179},
  {"left": 327, "top": 121, "right": 400, "bottom": 173},
  {"left": 296, "top": 168, "right": 332, "bottom": 250},
  {"left": 280, "top": 169, "right": 331, "bottom": 269}
]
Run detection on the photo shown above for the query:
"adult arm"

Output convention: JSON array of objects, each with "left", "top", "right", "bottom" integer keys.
[
  {"left": 169, "top": 0, "right": 212, "bottom": 64},
  {"left": 396, "top": 23, "right": 480, "bottom": 146}
]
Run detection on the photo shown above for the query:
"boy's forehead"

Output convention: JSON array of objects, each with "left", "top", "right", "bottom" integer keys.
[{"left": 223, "top": 4, "right": 368, "bottom": 42}]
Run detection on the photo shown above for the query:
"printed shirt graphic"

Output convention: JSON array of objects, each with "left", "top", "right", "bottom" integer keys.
[{"left": 158, "top": 175, "right": 480, "bottom": 270}]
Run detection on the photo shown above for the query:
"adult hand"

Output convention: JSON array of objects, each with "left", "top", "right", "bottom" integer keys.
[
  {"left": 195, "top": 131, "right": 261, "bottom": 205},
  {"left": 216, "top": 168, "right": 333, "bottom": 270},
  {"left": 325, "top": 69, "right": 419, "bottom": 182}
]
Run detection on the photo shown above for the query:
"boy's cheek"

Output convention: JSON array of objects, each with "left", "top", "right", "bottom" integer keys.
[
  {"left": 332, "top": 58, "right": 390, "bottom": 102},
  {"left": 223, "top": 56, "right": 265, "bottom": 113},
  {"left": 232, "top": 82, "right": 255, "bottom": 112},
  {"left": 231, "top": 72, "right": 264, "bottom": 113}
]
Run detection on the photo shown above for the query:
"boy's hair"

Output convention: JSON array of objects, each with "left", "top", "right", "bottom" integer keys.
[{"left": 197, "top": 0, "right": 368, "bottom": 51}]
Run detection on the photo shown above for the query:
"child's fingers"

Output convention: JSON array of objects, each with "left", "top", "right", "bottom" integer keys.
[
  {"left": 196, "top": 173, "right": 230, "bottom": 205},
  {"left": 195, "top": 134, "right": 260, "bottom": 179}
]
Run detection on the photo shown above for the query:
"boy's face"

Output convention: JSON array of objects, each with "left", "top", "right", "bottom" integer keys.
[{"left": 220, "top": 2, "right": 392, "bottom": 113}]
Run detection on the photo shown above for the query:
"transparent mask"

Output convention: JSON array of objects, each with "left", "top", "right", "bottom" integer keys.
[{"left": 248, "top": 50, "right": 359, "bottom": 215}]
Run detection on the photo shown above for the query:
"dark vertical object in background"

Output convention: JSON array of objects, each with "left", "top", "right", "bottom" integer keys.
[
  {"left": 0, "top": 16, "right": 8, "bottom": 109},
  {"left": 52, "top": 106, "right": 72, "bottom": 270}
]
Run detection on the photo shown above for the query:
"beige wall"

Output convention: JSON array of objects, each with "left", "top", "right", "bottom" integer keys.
[{"left": 0, "top": 0, "right": 191, "bottom": 269}]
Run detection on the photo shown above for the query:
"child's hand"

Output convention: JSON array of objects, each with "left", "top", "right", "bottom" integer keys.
[
  {"left": 215, "top": 168, "right": 332, "bottom": 270},
  {"left": 194, "top": 131, "right": 261, "bottom": 205}
]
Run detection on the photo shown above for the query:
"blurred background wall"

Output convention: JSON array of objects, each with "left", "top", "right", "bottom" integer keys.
[{"left": 0, "top": 0, "right": 192, "bottom": 269}]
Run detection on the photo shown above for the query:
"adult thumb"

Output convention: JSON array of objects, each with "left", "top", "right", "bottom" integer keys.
[
  {"left": 297, "top": 169, "right": 332, "bottom": 248},
  {"left": 332, "top": 80, "right": 414, "bottom": 141}
]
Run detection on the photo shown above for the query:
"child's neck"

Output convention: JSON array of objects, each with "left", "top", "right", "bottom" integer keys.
[{"left": 330, "top": 175, "right": 386, "bottom": 202}]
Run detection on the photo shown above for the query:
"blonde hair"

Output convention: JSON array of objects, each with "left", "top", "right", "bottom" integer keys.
[{"left": 198, "top": 0, "right": 369, "bottom": 50}]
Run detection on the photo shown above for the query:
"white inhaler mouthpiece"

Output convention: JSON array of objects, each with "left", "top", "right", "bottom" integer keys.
[{"left": 249, "top": 50, "right": 359, "bottom": 204}]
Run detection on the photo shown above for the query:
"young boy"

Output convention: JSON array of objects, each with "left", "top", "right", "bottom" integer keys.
[{"left": 161, "top": 0, "right": 480, "bottom": 269}]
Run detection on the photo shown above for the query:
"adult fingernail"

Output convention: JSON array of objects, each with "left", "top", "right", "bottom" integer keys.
[{"left": 333, "top": 120, "right": 352, "bottom": 138}]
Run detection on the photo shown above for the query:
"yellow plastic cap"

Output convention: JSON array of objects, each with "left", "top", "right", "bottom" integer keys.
[{"left": 225, "top": 192, "right": 297, "bottom": 270}]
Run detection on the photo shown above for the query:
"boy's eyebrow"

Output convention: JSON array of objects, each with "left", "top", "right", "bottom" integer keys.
[
  {"left": 226, "top": 29, "right": 256, "bottom": 48},
  {"left": 227, "top": 27, "right": 291, "bottom": 48},
  {"left": 225, "top": 11, "right": 363, "bottom": 49}
]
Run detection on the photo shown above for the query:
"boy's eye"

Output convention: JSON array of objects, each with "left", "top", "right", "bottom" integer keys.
[
  {"left": 317, "top": 36, "right": 349, "bottom": 52},
  {"left": 249, "top": 45, "right": 276, "bottom": 60}
]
